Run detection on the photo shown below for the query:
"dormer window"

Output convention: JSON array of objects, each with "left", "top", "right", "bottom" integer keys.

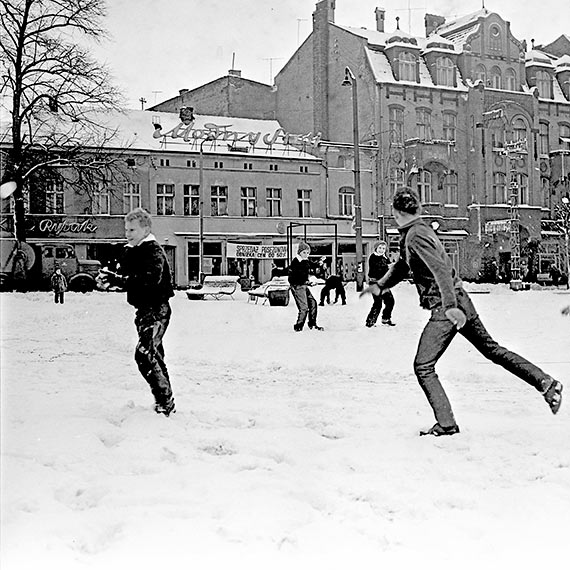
[
  {"left": 489, "top": 24, "right": 501, "bottom": 52},
  {"left": 536, "top": 70, "right": 551, "bottom": 98},
  {"left": 436, "top": 57, "right": 455, "bottom": 86},
  {"left": 399, "top": 52, "right": 416, "bottom": 81}
]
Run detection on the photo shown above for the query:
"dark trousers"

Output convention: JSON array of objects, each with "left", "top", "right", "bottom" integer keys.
[
  {"left": 291, "top": 285, "right": 318, "bottom": 329},
  {"left": 134, "top": 303, "right": 173, "bottom": 406},
  {"left": 366, "top": 290, "right": 394, "bottom": 325},
  {"left": 414, "top": 288, "right": 550, "bottom": 427},
  {"left": 54, "top": 292, "right": 65, "bottom": 304}
]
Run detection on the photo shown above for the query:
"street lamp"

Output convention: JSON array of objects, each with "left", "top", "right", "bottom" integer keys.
[
  {"left": 198, "top": 135, "right": 215, "bottom": 283},
  {"left": 342, "top": 66, "right": 365, "bottom": 291},
  {"left": 561, "top": 195, "right": 570, "bottom": 289}
]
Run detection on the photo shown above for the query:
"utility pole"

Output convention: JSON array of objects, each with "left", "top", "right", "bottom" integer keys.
[
  {"left": 262, "top": 57, "right": 283, "bottom": 84},
  {"left": 139, "top": 97, "right": 146, "bottom": 110}
]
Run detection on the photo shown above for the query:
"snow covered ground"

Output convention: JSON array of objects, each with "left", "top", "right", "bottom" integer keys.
[{"left": 1, "top": 282, "right": 569, "bottom": 569}]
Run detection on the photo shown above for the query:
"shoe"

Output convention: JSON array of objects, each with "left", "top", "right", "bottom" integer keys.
[
  {"left": 309, "top": 325, "right": 324, "bottom": 331},
  {"left": 293, "top": 324, "right": 304, "bottom": 332},
  {"left": 419, "top": 423, "right": 460, "bottom": 437},
  {"left": 543, "top": 378, "right": 563, "bottom": 415},
  {"left": 382, "top": 319, "right": 396, "bottom": 326},
  {"left": 155, "top": 398, "right": 176, "bottom": 417},
  {"left": 365, "top": 322, "right": 375, "bottom": 328},
  {"left": 319, "top": 303, "right": 324, "bottom": 306}
]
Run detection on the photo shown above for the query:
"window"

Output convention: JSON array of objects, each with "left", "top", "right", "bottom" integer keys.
[
  {"left": 187, "top": 159, "right": 197, "bottom": 168},
  {"left": 183, "top": 184, "right": 199, "bottom": 216},
  {"left": 338, "top": 186, "right": 354, "bottom": 217},
  {"left": 300, "top": 165, "right": 309, "bottom": 173},
  {"left": 539, "top": 123, "right": 549, "bottom": 155},
  {"left": 512, "top": 117, "right": 528, "bottom": 144},
  {"left": 266, "top": 188, "right": 282, "bottom": 216},
  {"left": 389, "top": 168, "right": 405, "bottom": 196},
  {"left": 244, "top": 163, "right": 253, "bottom": 170},
  {"left": 269, "top": 164, "right": 278, "bottom": 171},
  {"left": 474, "top": 64, "right": 486, "bottom": 84},
  {"left": 156, "top": 184, "right": 175, "bottom": 215},
  {"left": 443, "top": 172, "right": 458, "bottom": 204},
  {"left": 505, "top": 68, "right": 517, "bottom": 91},
  {"left": 490, "top": 66, "right": 502, "bottom": 89},
  {"left": 389, "top": 107, "right": 404, "bottom": 144},
  {"left": 241, "top": 187, "right": 257, "bottom": 216},
  {"left": 214, "top": 161, "right": 224, "bottom": 169},
  {"left": 436, "top": 57, "right": 455, "bottom": 86},
  {"left": 123, "top": 182, "right": 141, "bottom": 213},
  {"left": 536, "top": 70, "right": 551, "bottom": 98},
  {"left": 491, "top": 123, "right": 504, "bottom": 148},
  {"left": 46, "top": 180, "right": 64, "bottom": 214},
  {"left": 515, "top": 173, "right": 529, "bottom": 204},
  {"left": 492, "top": 172, "right": 507, "bottom": 203},
  {"left": 93, "top": 181, "right": 110, "bottom": 215},
  {"left": 489, "top": 24, "right": 501, "bottom": 51},
  {"left": 159, "top": 158, "right": 170, "bottom": 167},
  {"left": 417, "top": 169, "right": 432, "bottom": 202},
  {"left": 297, "top": 189, "right": 311, "bottom": 217},
  {"left": 416, "top": 109, "right": 432, "bottom": 141},
  {"left": 561, "top": 124, "right": 570, "bottom": 149},
  {"left": 443, "top": 113, "right": 456, "bottom": 141},
  {"left": 211, "top": 186, "right": 228, "bottom": 216},
  {"left": 399, "top": 52, "right": 416, "bottom": 81}
]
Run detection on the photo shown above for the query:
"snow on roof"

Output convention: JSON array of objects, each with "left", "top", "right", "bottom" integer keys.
[
  {"left": 435, "top": 9, "right": 488, "bottom": 36},
  {"left": 525, "top": 50, "right": 554, "bottom": 67}
]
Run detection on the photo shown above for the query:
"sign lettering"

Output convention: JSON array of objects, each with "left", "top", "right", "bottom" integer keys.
[
  {"left": 35, "top": 219, "right": 98, "bottom": 235},
  {"left": 226, "top": 243, "right": 288, "bottom": 259}
]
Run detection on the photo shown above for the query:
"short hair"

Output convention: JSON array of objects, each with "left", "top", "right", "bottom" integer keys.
[
  {"left": 297, "top": 241, "right": 311, "bottom": 253},
  {"left": 392, "top": 187, "right": 421, "bottom": 215},
  {"left": 125, "top": 207, "right": 152, "bottom": 228}
]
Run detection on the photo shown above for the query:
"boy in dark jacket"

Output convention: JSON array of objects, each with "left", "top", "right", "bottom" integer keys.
[
  {"left": 50, "top": 268, "right": 68, "bottom": 304},
  {"left": 365, "top": 240, "right": 395, "bottom": 327},
  {"left": 375, "top": 188, "right": 563, "bottom": 436},
  {"left": 288, "top": 242, "right": 323, "bottom": 331},
  {"left": 100, "top": 208, "right": 176, "bottom": 416}
]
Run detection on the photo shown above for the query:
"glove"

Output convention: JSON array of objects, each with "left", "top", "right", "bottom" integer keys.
[{"left": 445, "top": 307, "right": 466, "bottom": 329}]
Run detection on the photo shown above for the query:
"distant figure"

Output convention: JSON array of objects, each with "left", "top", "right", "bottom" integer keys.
[
  {"left": 550, "top": 265, "right": 561, "bottom": 286},
  {"left": 319, "top": 275, "right": 346, "bottom": 305},
  {"left": 12, "top": 248, "right": 28, "bottom": 292},
  {"left": 50, "top": 268, "right": 67, "bottom": 304},
  {"left": 288, "top": 242, "right": 323, "bottom": 331},
  {"left": 365, "top": 240, "right": 395, "bottom": 327},
  {"left": 374, "top": 187, "right": 563, "bottom": 436}
]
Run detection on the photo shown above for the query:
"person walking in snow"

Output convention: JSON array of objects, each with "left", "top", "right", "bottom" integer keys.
[
  {"left": 50, "top": 268, "right": 67, "bottom": 304},
  {"left": 288, "top": 241, "right": 323, "bottom": 331},
  {"left": 372, "top": 187, "right": 563, "bottom": 436},
  {"left": 99, "top": 208, "right": 176, "bottom": 417},
  {"left": 365, "top": 240, "right": 396, "bottom": 327}
]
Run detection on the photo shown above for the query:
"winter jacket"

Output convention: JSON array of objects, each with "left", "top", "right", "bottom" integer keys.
[
  {"left": 288, "top": 256, "right": 311, "bottom": 287},
  {"left": 378, "top": 218, "right": 460, "bottom": 311},
  {"left": 118, "top": 240, "right": 174, "bottom": 309},
  {"left": 367, "top": 253, "right": 391, "bottom": 282},
  {"left": 50, "top": 272, "right": 68, "bottom": 293}
]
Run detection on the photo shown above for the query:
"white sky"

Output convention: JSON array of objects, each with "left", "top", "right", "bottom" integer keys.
[{"left": 92, "top": 0, "right": 569, "bottom": 109}]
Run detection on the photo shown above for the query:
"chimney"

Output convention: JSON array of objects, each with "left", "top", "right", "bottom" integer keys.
[
  {"left": 375, "top": 7, "right": 385, "bottom": 32},
  {"left": 228, "top": 69, "right": 242, "bottom": 77},
  {"left": 179, "top": 89, "right": 189, "bottom": 96},
  {"left": 425, "top": 13, "right": 445, "bottom": 37}
]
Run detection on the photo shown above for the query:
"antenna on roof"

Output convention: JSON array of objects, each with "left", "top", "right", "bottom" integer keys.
[
  {"left": 396, "top": 16, "right": 400, "bottom": 30},
  {"left": 231, "top": 52, "right": 236, "bottom": 69}
]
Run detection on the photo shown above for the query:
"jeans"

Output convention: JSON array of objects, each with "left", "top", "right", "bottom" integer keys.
[
  {"left": 134, "top": 302, "right": 173, "bottom": 406},
  {"left": 366, "top": 290, "right": 394, "bottom": 325},
  {"left": 414, "top": 288, "right": 550, "bottom": 427},
  {"left": 290, "top": 285, "right": 318, "bottom": 329},
  {"left": 54, "top": 292, "right": 64, "bottom": 304}
]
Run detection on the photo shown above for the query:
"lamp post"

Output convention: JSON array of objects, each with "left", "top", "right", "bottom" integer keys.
[
  {"left": 561, "top": 195, "right": 570, "bottom": 289},
  {"left": 198, "top": 136, "right": 214, "bottom": 283},
  {"left": 342, "top": 66, "right": 364, "bottom": 291}
]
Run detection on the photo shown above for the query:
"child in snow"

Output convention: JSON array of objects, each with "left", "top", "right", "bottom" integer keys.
[
  {"left": 50, "top": 268, "right": 67, "bottom": 304},
  {"left": 365, "top": 240, "right": 395, "bottom": 327},
  {"left": 288, "top": 242, "right": 323, "bottom": 331},
  {"left": 99, "top": 208, "right": 176, "bottom": 416},
  {"left": 374, "top": 187, "right": 563, "bottom": 436}
]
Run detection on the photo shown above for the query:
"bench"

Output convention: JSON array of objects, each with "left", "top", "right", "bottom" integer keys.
[
  {"left": 186, "top": 275, "right": 240, "bottom": 300},
  {"left": 248, "top": 277, "right": 290, "bottom": 306}
]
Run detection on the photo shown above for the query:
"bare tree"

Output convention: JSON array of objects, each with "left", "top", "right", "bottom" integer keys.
[{"left": 1, "top": 0, "right": 124, "bottom": 244}]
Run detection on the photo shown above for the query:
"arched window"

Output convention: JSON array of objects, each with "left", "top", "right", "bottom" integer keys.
[
  {"left": 511, "top": 117, "right": 528, "bottom": 144},
  {"left": 489, "top": 24, "right": 502, "bottom": 51},
  {"left": 338, "top": 186, "right": 354, "bottom": 217},
  {"left": 416, "top": 108, "right": 432, "bottom": 141},
  {"left": 561, "top": 124, "right": 570, "bottom": 150},
  {"left": 490, "top": 66, "right": 502, "bottom": 89},
  {"left": 444, "top": 172, "right": 458, "bottom": 204},
  {"left": 443, "top": 113, "right": 456, "bottom": 141},
  {"left": 492, "top": 172, "right": 507, "bottom": 203},
  {"left": 417, "top": 169, "right": 432, "bottom": 202},
  {"left": 389, "top": 168, "right": 405, "bottom": 196},
  {"left": 516, "top": 173, "right": 529, "bottom": 204},
  {"left": 539, "top": 122, "right": 549, "bottom": 155},
  {"left": 337, "top": 156, "right": 346, "bottom": 168},
  {"left": 505, "top": 68, "right": 517, "bottom": 91},
  {"left": 389, "top": 107, "right": 404, "bottom": 144},
  {"left": 474, "top": 64, "right": 486, "bottom": 84},
  {"left": 536, "top": 70, "right": 551, "bottom": 98},
  {"left": 436, "top": 57, "right": 454, "bottom": 86},
  {"left": 399, "top": 52, "right": 416, "bottom": 81}
]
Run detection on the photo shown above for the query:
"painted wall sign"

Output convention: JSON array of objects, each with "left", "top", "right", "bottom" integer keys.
[
  {"left": 153, "top": 120, "right": 321, "bottom": 149},
  {"left": 227, "top": 243, "right": 288, "bottom": 259},
  {"left": 28, "top": 218, "right": 98, "bottom": 235}
]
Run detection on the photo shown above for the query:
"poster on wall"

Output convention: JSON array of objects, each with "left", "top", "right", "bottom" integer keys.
[{"left": 226, "top": 243, "right": 288, "bottom": 259}]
